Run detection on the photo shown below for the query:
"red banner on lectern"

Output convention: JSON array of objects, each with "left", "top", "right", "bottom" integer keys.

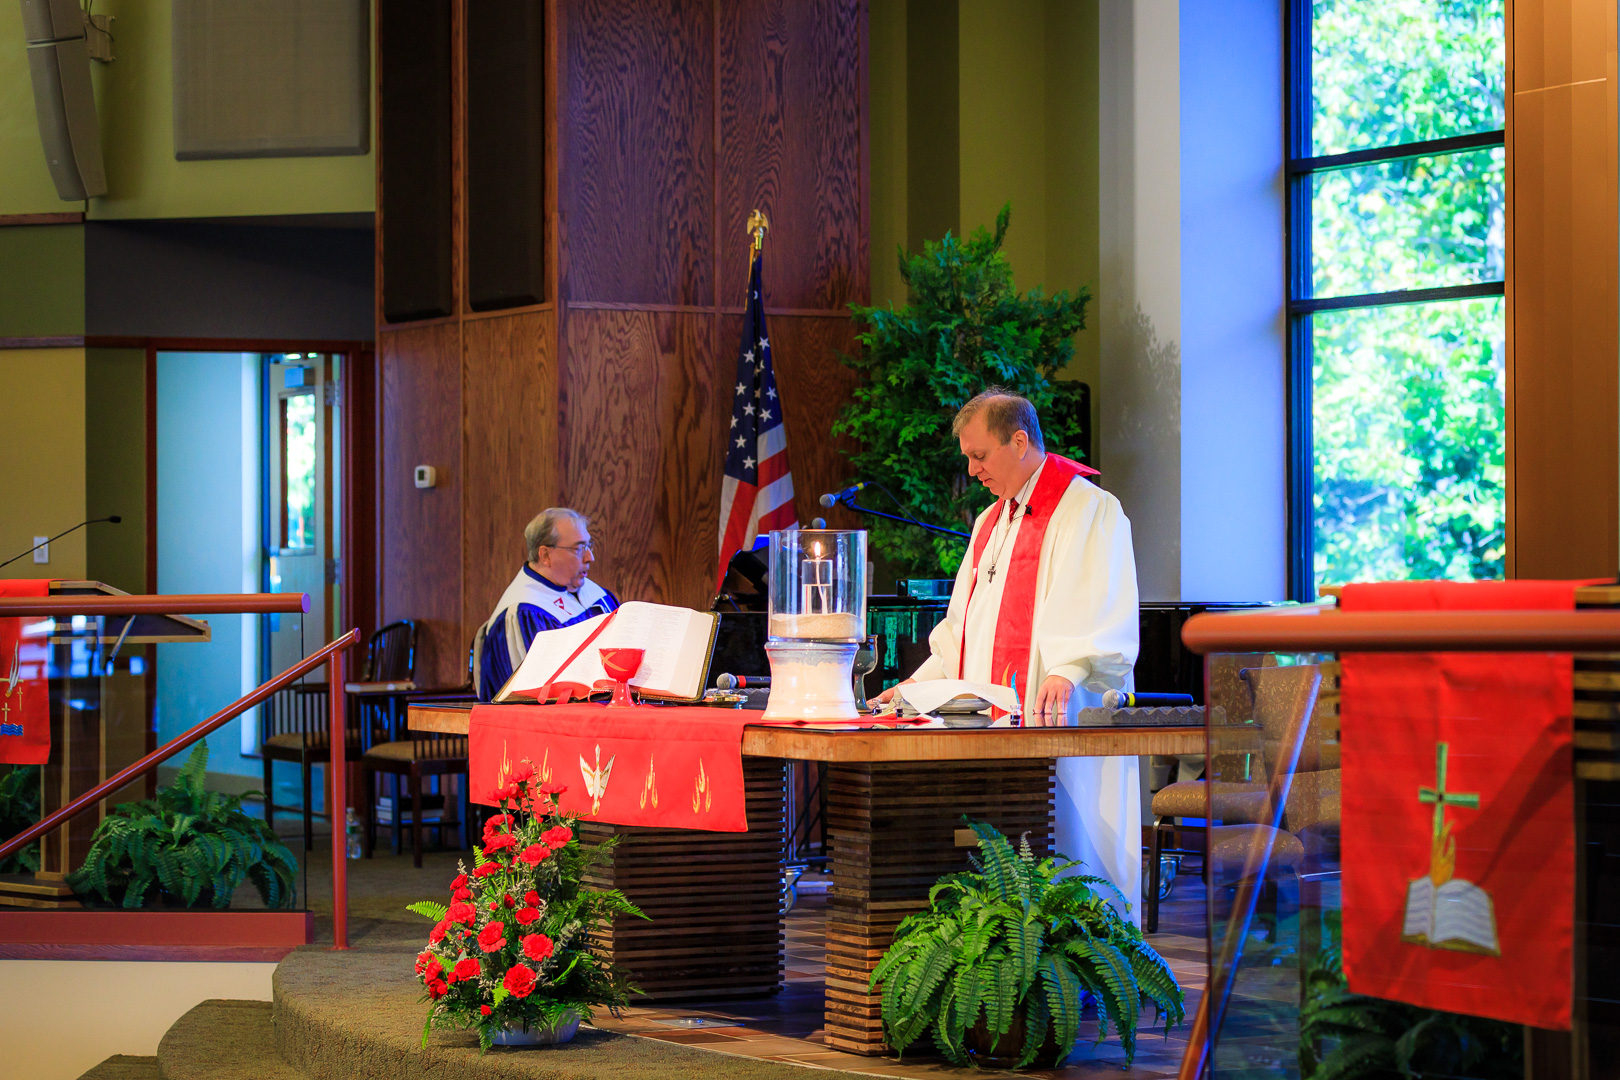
[
  {"left": 0, "top": 579, "right": 51, "bottom": 765},
  {"left": 1340, "top": 580, "right": 1581, "bottom": 1030}
]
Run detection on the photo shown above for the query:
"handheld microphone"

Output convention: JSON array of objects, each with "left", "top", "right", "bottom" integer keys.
[
  {"left": 716, "top": 673, "right": 770, "bottom": 690},
  {"left": 0, "top": 516, "right": 122, "bottom": 570},
  {"left": 1102, "top": 690, "right": 1195, "bottom": 710},
  {"left": 819, "top": 482, "right": 866, "bottom": 508}
]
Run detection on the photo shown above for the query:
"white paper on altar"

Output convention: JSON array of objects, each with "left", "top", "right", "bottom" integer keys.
[{"left": 897, "top": 679, "right": 1020, "bottom": 718}]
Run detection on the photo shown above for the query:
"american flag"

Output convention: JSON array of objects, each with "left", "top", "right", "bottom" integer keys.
[{"left": 716, "top": 249, "right": 795, "bottom": 590}]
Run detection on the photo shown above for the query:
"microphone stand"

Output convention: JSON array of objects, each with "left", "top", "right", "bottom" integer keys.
[
  {"left": 0, "top": 516, "right": 122, "bottom": 571},
  {"left": 835, "top": 493, "right": 969, "bottom": 541}
]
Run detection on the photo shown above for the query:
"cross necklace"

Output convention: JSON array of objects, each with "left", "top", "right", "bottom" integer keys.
[{"left": 985, "top": 500, "right": 1026, "bottom": 584}]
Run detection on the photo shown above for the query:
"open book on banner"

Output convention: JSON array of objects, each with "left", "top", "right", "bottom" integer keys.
[{"left": 495, "top": 601, "right": 719, "bottom": 704}]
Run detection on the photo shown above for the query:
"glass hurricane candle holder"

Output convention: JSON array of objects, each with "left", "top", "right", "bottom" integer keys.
[{"left": 767, "top": 529, "right": 867, "bottom": 641}]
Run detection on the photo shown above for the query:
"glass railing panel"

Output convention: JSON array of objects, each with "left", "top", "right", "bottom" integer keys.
[
  {"left": 1204, "top": 652, "right": 1334, "bottom": 1080},
  {"left": 0, "top": 612, "right": 322, "bottom": 919}
]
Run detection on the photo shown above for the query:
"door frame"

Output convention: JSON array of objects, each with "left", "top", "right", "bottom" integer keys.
[{"left": 110, "top": 335, "right": 378, "bottom": 776}]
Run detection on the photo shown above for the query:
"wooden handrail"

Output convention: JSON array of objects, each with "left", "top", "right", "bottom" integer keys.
[
  {"left": 0, "top": 628, "right": 358, "bottom": 874},
  {"left": 1182, "top": 608, "right": 1620, "bottom": 655},
  {"left": 0, "top": 592, "right": 309, "bottom": 616}
]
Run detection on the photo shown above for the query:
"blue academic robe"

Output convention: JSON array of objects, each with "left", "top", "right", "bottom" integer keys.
[{"left": 472, "top": 565, "right": 619, "bottom": 700}]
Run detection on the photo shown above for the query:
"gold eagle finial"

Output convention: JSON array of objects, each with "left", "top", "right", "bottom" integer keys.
[{"left": 746, "top": 210, "right": 769, "bottom": 258}]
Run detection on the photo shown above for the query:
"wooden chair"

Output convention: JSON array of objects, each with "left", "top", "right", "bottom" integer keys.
[
  {"left": 260, "top": 620, "right": 418, "bottom": 848},
  {"left": 362, "top": 725, "right": 470, "bottom": 868},
  {"left": 1145, "top": 662, "right": 1333, "bottom": 932}
]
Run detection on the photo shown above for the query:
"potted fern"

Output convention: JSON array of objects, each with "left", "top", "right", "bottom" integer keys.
[
  {"left": 870, "top": 820, "right": 1183, "bottom": 1069},
  {"left": 68, "top": 743, "right": 297, "bottom": 909}
]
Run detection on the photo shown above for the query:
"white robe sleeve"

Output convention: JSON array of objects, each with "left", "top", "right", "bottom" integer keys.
[
  {"left": 913, "top": 509, "right": 992, "bottom": 681},
  {"left": 1035, "top": 484, "right": 1139, "bottom": 694}
]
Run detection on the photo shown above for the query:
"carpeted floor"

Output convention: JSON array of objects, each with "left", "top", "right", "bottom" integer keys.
[{"left": 282, "top": 839, "right": 1207, "bottom": 1079}]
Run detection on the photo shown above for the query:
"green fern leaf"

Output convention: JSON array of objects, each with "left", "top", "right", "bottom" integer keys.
[
  {"left": 951, "top": 962, "right": 983, "bottom": 1035},
  {"left": 177, "top": 742, "right": 209, "bottom": 794},
  {"left": 408, "top": 900, "right": 450, "bottom": 922},
  {"left": 1015, "top": 991, "right": 1051, "bottom": 1069},
  {"left": 902, "top": 937, "right": 955, "bottom": 1014},
  {"left": 1311, "top": 1031, "right": 1397, "bottom": 1080},
  {"left": 1039, "top": 955, "right": 1082, "bottom": 1064}
]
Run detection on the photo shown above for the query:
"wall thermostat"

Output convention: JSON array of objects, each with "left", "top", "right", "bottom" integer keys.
[{"left": 414, "top": 465, "right": 437, "bottom": 489}]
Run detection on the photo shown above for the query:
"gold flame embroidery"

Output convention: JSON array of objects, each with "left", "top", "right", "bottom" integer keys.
[
  {"left": 640, "top": 755, "right": 658, "bottom": 810},
  {"left": 692, "top": 759, "right": 712, "bottom": 814}
]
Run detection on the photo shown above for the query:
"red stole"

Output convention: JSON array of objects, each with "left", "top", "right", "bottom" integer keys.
[{"left": 958, "top": 454, "right": 1090, "bottom": 695}]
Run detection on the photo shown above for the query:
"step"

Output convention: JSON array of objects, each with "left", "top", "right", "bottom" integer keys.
[
  {"left": 157, "top": 1000, "right": 303, "bottom": 1080},
  {"left": 273, "top": 943, "right": 835, "bottom": 1080},
  {"left": 78, "top": 1056, "right": 159, "bottom": 1080}
]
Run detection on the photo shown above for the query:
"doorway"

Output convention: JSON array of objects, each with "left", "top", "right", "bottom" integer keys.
[{"left": 265, "top": 352, "right": 342, "bottom": 676}]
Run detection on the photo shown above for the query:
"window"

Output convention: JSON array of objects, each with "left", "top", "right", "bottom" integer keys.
[{"left": 1288, "top": 0, "right": 1505, "bottom": 597}]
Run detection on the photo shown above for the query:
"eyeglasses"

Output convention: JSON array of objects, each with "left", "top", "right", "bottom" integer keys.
[{"left": 546, "top": 541, "right": 595, "bottom": 556}]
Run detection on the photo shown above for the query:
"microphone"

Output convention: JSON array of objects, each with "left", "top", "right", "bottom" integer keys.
[
  {"left": 716, "top": 673, "right": 770, "bottom": 690},
  {"left": 819, "top": 482, "right": 866, "bottom": 508},
  {"left": 1102, "top": 690, "right": 1195, "bottom": 710},
  {"left": 0, "top": 516, "right": 122, "bottom": 570}
]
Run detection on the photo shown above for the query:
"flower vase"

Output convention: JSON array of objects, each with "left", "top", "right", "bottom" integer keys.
[{"left": 491, "top": 1010, "right": 582, "bottom": 1046}]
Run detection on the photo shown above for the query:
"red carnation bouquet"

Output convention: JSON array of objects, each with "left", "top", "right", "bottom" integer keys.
[{"left": 407, "top": 768, "right": 644, "bottom": 1051}]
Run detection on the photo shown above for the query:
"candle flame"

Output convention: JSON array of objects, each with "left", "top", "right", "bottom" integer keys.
[{"left": 812, "top": 540, "right": 823, "bottom": 559}]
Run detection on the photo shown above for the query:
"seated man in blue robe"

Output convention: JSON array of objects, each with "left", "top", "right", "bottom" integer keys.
[{"left": 472, "top": 508, "right": 620, "bottom": 700}]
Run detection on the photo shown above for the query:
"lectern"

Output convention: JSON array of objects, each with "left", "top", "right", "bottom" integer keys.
[{"left": 2, "top": 581, "right": 210, "bottom": 909}]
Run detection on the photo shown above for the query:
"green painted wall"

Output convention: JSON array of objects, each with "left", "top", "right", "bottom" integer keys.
[
  {"left": 959, "top": 0, "right": 1047, "bottom": 289},
  {"left": 866, "top": 0, "right": 1100, "bottom": 433},
  {"left": 1045, "top": 2, "right": 1101, "bottom": 395},
  {"left": 0, "top": 225, "right": 85, "bottom": 336},
  {"left": 0, "top": 0, "right": 376, "bottom": 220},
  {"left": 86, "top": 348, "right": 148, "bottom": 594},
  {"left": 0, "top": 349, "right": 87, "bottom": 580},
  {"left": 869, "top": 0, "right": 909, "bottom": 309}
]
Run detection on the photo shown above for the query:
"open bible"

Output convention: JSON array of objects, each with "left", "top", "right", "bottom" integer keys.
[
  {"left": 495, "top": 601, "right": 720, "bottom": 704},
  {"left": 1401, "top": 876, "right": 1500, "bottom": 956}
]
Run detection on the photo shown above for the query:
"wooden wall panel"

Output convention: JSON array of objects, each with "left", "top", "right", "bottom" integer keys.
[
  {"left": 718, "top": 0, "right": 867, "bottom": 311},
  {"left": 380, "top": 322, "right": 466, "bottom": 687},
  {"left": 560, "top": 0, "right": 715, "bottom": 306},
  {"left": 1512, "top": 0, "right": 1611, "bottom": 92},
  {"left": 462, "top": 310, "right": 560, "bottom": 647},
  {"left": 1508, "top": 1, "right": 1619, "bottom": 579},
  {"left": 729, "top": 313, "right": 863, "bottom": 529},
  {"left": 560, "top": 309, "right": 722, "bottom": 609}
]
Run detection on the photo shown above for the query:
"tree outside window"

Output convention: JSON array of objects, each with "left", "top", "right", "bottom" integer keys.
[{"left": 1293, "top": 0, "right": 1505, "bottom": 594}]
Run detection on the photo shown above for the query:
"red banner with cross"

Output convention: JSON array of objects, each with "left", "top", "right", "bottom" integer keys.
[
  {"left": 0, "top": 579, "right": 52, "bottom": 765},
  {"left": 1340, "top": 580, "right": 1583, "bottom": 1030}
]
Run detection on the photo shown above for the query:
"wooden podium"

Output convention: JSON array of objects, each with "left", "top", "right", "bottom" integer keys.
[{"left": 2, "top": 582, "right": 210, "bottom": 909}]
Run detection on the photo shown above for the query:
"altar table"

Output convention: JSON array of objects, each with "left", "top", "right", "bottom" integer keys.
[{"left": 408, "top": 703, "right": 1201, "bottom": 1054}]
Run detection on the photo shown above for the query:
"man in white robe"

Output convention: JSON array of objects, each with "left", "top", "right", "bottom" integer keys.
[
  {"left": 472, "top": 508, "right": 619, "bottom": 700},
  {"left": 875, "top": 390, "right": 1143, "bottom": 920}
]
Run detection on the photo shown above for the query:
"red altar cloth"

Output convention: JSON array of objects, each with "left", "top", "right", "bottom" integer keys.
[
  {"left": 1340, "top": 580, "right": 1581, "bottom": 1030},
  {"left": 0, "top": 579, "right": 51, "bottom": 765},
  {"left": 470, "top": 704, "right": 764, "bottom": 832}
]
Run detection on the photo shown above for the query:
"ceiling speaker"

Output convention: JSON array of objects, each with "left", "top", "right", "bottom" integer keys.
[{"left": 20, "top": 0, "right": 107, "bottom": 200}]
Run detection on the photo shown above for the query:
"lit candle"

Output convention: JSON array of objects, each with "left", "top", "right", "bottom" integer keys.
[{"left": 801, "top": 539, "right": 833, "bottom": 614}]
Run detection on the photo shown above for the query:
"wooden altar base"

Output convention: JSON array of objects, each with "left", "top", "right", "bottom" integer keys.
[
  {"left": 822, "top": 759, "right": 1057, "bottom": 1055},
  {"left": 583, "top": 757, "right": 789, "bottom": 1002}
]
